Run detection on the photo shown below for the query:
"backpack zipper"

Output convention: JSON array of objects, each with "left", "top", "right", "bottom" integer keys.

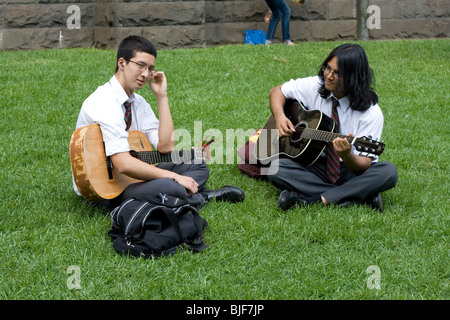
[
  {"left": 141, "top": 205, "right": 165, "bottom": 230},
  {"left": 124, "top": 202, "right": 150, "bottom": 240},
  {"left": 112, "top": 198, "right": 135, "bottom": 226}
]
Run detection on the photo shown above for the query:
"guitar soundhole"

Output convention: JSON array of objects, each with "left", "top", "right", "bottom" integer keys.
[{"left": 290, "top": 122, "right": 306, "bottom": 145}]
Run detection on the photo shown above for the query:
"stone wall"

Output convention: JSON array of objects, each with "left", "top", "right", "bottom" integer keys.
[{"left": 0, "top": 0, "right": 448, "bottom": 50}]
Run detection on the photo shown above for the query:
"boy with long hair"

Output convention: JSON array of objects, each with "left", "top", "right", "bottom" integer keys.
[{"left": 267, "top": 43, "right": 398, "bottom": 211}]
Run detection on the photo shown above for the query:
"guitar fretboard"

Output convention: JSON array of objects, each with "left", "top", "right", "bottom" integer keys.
[
  {"left": 301, "top": 128, "right": 353, "bottom": 143},
  {"left": 106, "top": 148, "right": 204, "bottom": 169},
  {"left": 137, "top": 149, "right": 198, "bottom": 164}
]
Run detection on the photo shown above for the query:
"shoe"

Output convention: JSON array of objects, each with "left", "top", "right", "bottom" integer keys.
[
  {"left": 371, "top": 192, "right": 383, "bottom": 212},
  {"left": 200, "top": 185, "right": 245, "bottom": 203},
  {"left": 277, "top": 190, "right": 308, "bottom": 211},
  {"left": 285, "top": 40, "right": 296, "bottom": 46}
]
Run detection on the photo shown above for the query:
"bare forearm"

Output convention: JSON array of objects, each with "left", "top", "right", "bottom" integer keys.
[
  {"left": 269, "top": 85, "right": 286, "bottom": 119},
  {"left": 112, "top": 152, "right": 176, "bottom": 180},
  {"left": 155, "top": 94, "right": 175, "bottom": 153},
  {"left": 269, "top": 85, "right": 294, "bottom": 136},
  {"left": 339, "top": 150, "right": 373, "bottom": 174},
  {"left": 334, "top": 136, "right": 373, "bottom": 174},
  {"left": 148, "top": 71, "right": 174, "bottom": 153}
]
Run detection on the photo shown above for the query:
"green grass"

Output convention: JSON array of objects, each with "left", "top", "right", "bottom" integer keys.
[{"left": 0, "top": 39, "right": 448, "bottom": 300}]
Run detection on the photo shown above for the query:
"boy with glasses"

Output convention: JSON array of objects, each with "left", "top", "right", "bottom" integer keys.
[
  {"left": 266, "top": 43, "right": 398, "bottom": 211},
  {"left": 74, "top": 35, "right": 244, "bottom": 209}
]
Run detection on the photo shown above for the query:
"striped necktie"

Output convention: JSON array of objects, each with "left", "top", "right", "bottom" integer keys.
[
  {"left": 327, "top": 97, "right": 340, "bottom": 183},
  {"left": 124, "top": 101, "right": 132, "bottom": 131}
]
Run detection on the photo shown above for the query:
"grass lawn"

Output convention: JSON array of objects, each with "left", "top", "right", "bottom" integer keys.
[{"left": 0, "top": 39, "right": 448, "bottom": 300}]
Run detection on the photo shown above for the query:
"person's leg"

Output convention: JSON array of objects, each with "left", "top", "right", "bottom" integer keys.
[
  {"left": 268, "top": 159, "right": 397, "bottom": 211},
  {"left": 111, "top": 161, "right": 244, "bottom": 209},
  {"left": 117, "top": 177, "right": 203, "bottom": 208},
  {"left": 268, "top": 158, "right": 334, "bottom": 196},
  {"left": 158, "top": 161, "right": 210, "bottom": 191},
  {"left": 265, "top": 0, "right": 281, "bottom": 43},
  {"left": 322, "top": 161, "right": 398, "bottom": 205},
  {"left": 278, "top": 0, "right": 292, "bottom": 43},
  {"left": 110, "top": 162, "right": 208, "bottom": 209},
  {"left": 160, "top": 161, "right": 244, "bottom": 202},
  {"left": 268, "top": 158, "right": 334, "bottom": 210}
]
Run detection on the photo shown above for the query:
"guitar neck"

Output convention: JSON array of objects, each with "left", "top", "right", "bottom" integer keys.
[
  {"left": 106, "top": 147, "right": 206, "bottom": 170},
  {"left": 301, "top": 128, "right": 355, "bottom": 144},
  {"left": 137, "top": 149, "right": 198, "bottom": 165}
]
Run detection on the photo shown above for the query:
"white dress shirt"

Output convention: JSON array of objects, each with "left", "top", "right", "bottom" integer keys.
[
  {"left": 76, "top": 75, "right": 160, "bottom": 155},
  {"left": 73, "top": 75, "right": 160, "bottom": 195},
  {"left": 281, "top": 76, "right": 384, "bottom": 161}
]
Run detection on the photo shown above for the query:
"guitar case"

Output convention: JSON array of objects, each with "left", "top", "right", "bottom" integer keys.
[{"left": 236, "top": 129, "right": 269, "bottom": 179}]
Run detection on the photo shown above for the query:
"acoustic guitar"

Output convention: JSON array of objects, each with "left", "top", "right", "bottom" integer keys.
[
  {"left": 254, "top": 99, "right": 385, "bottom": 166},
  {"left": 70, "top": 124, "right": 210, "bottom": 202}
]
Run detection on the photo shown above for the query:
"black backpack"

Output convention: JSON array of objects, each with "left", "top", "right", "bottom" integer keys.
[{"left": 108, "top": 198, "right": 209, "bottom": 258}]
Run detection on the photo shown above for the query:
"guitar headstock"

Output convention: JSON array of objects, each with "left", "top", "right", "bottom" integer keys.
[
  {"left": 193, "top": 146, "right": 211, "bottom": 162},
  {"left": 354, "top": 136, "right": 385, "bottom": 156}
]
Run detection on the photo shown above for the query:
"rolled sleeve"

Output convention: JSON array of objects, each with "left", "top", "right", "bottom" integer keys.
[
  {"left": 133, "top": 95, "right": 160, "bottom": 149},
  {"left": 100, "top": 125, "right": 130, "bottom": 157},
  {"left": 281, "top": 76, "right": 322, "bottom": 108}
]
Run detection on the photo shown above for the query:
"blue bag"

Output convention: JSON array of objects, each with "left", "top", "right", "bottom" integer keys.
[{"left": 244, "top": 30, "right": 266, "bottom": 45}]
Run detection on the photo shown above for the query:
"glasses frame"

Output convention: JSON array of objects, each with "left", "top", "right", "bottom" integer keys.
[
  {"left": 322, "top": 64, "right": 340, "bottom": 78},
  {"left": 128, "top": 60, "right": 158, "bottom": 76}
]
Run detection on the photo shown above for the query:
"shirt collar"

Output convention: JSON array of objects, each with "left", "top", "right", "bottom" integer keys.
[
  {"left": 109, "top": 75, "right": 136, "bottom": 106},
  {"left": 329, "top": 94, "right": 350, "bottom": 112}
]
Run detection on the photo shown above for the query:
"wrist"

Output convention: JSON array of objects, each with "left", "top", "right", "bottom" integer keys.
[
  {"left": 155, "top": 93, "right": 168, "bottom": 101},
  {"left": 274, "top": 111, "right": 287, "bottom": 122}
]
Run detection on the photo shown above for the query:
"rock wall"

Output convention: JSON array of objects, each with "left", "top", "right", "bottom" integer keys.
[{"left": 0, "top": 0, "right": 448, "bottom": 50}]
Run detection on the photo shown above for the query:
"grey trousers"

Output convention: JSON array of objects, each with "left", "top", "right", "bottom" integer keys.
[
  {"left": 267, "top": 157, "right": 398, "bottom": 205},
  {"left": 109, "top": 161, "right": 210, "bottom": 209}
]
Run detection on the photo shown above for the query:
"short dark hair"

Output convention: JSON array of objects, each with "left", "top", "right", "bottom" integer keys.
[
  {"left": 115, "top": 35, "right": 157, "bottom": 72},
  {"left": 318, "top": 43, "right": 378, "bottom": 111}
]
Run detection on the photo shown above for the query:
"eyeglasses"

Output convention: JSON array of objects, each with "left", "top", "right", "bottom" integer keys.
[
  {"left": 322, "top": 64, "right": 340, "bottom": 78},
  {"left": 128, "top": 60, "right": 158, "bottom": 76}
]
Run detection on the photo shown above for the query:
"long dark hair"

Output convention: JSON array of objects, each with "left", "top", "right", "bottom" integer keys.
[
  {"left": 318, "top": 43, "right": 378, "bottom": 111},
  {"left": 115, "top": 35, "right": 157, "bottom": 72}
]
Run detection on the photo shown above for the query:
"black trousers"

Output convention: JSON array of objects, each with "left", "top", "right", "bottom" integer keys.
[
  {"left": 267, "top": 157, "right": 398, "bottom": 205},
  {"left": 108, "top": 161, "right": 210, "bottom": 209}
]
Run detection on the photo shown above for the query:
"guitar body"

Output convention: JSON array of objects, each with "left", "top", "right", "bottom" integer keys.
[
  {"left": 255, "top": 99, "right": 335, "bottom": 166},
  {"left": 70, "top": 124, "right": 152, "bottom": 202}
]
